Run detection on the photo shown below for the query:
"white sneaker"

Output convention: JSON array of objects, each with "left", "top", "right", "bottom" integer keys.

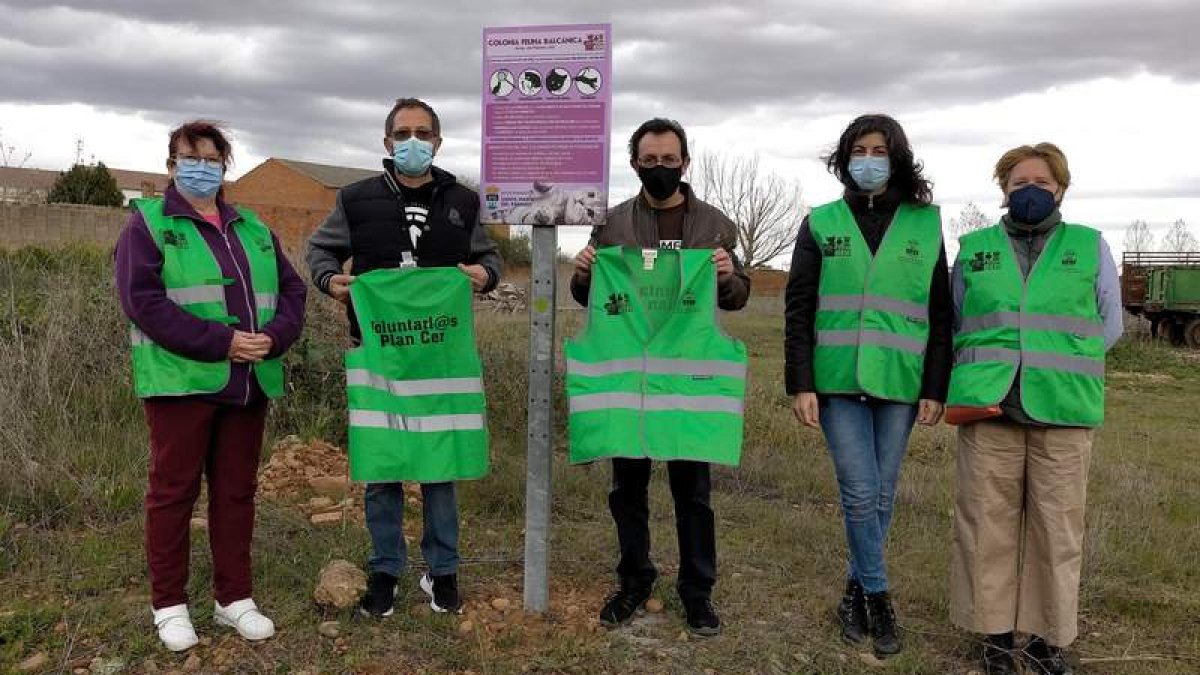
[
  {"left": 213, "top": 598, "right": 275, "bottom": 641},
  {"left": 151, "top": 604, "right": 199, "bottom": 652}
]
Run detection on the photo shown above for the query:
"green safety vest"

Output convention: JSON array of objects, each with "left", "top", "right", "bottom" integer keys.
[
  {"left": 947, "top": 222, "right": 1105, "bottom": 427},
  {"left": 345, "top": 267, "right": 489, "bottom": 483},
  {"left": 810, "top": 200, "right": 943, "bottom": 402},
  {"left": 565, "top": 247, "right": 748, "bottom": 465},
  {"left": 129, "top": 197, "right": 284, "bottom": 398}
]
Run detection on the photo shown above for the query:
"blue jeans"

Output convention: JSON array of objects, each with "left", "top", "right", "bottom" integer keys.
[
  {"left": 819, "top": 396, "right": 918, "bottom": 594},
  {"left": 364, "top": 482, "right": 459, "bottom": 577}
]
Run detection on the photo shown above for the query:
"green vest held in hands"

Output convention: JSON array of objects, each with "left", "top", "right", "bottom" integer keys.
[
  {"left": 947, "top": 222, "right": 1105, "bottom": 427},
  {"left": 129, "top": 197, "right": 284, "bottom": 398},
  {"left": 345, "top": 267, "right": 489, "bottom": 483},
  {"left": 565, "top": 247, "right": 748, "bottom": 466},
  {"left": 810, "top": 200, "right": 943, "bottom": 403}
]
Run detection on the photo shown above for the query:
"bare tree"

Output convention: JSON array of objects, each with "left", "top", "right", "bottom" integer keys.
[
  {"left": 0, "top": 127, "right": 32, "bottom": 169},
  {"left": 1162, "top": 219, "right": 1199, "bottom": 253},
  {"left": 689, "top": 151, "right": 804, "bottom": 269},
  {"left": 948, "top": 201, "right": 991, "bottom": 238},
  {"left": 1123, "top": 219, "right": 1155, "bottom": 253}
]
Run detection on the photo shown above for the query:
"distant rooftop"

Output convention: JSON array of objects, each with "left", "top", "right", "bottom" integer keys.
[
  {"left": 0, "top": 165, "right": 168, "bottom": 192},
  {"left": 272, "top": 158, "right": 378, "bottom": 188}
]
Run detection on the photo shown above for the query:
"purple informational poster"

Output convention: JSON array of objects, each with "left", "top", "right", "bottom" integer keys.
[{"left": 480, "top": 24, "right": 612, "bottom": 226}]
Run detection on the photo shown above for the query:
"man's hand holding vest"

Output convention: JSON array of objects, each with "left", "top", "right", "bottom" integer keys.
[
  {"left": 228, "top": 330, "right": 272, "bottom": 363},
  {"left": 457, "top": 263, "right": 490, "bottom": 292},
  {"left": 328, "top": 274, "right": 356, "bottom": 305},
  {"left": 573, "top": 245, "right": 597, "bottom": 280},
  {"left": 711, "top": 248, "right": 734, "bottom": 282}
]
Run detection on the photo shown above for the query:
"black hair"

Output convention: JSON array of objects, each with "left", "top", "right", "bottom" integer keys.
[
  {"left": 384, "top": 98, "right": 441, "bottom": 137},
  {"left": 823, "top": 114, "right": 933, "bottom": 205},
  {"left": 628, "top": 118, "right": 689, "bottom": 162}
]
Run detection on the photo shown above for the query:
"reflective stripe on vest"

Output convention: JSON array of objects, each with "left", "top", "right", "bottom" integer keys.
[
  {"left": 565, "top": 247, "right": 748, "bottom": 466},
  {"left": 165, "top": 285, "right": 227, "bottom": 305},
  {"left": 127, "top": 198, "right": 284, "bottom": 399},
  {"left": 346, "top": 369, "right": 484, "bottom": 396},
  {"left": 345, "top": 267, "right": 489, "bottom": 483},
  {"left": 569, "top": 393, "right": 745, "bottom": 415},
  {"left": 809, "top": 199, "right": 943, "bottom": 402},
  {"left": 349, "top": 410, "right": 485, "bottom": 433},
  {"left": 564, "top": 357, "right": 747, "bottom": 379},
  {"left": 947, "top": 222, "right": 1105, "bottom": 426}
]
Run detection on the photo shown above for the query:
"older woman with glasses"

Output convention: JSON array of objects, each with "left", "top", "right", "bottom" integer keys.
[{"left": 114, "top": 120, "right": 306, "bottom": 652}]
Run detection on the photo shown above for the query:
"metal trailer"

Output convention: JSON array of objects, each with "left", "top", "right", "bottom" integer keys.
[{"left": 1121, "top": 251, "right": 1200, "bottom": 347}]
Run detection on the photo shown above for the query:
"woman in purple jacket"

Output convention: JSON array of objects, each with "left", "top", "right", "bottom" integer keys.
[{"left": 114, "top": 120, "right": 306, "bottom": 652}]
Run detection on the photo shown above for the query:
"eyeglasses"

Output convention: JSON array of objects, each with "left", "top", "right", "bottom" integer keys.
[
  {"left": 636, "top": 155, "right": 683, "bottom": 169},
  {"left": 391, "top": 128, "right": 438, "bottom": 142},
  {"left": 174, "top": 155, "right": 223, "bottom": 170}
]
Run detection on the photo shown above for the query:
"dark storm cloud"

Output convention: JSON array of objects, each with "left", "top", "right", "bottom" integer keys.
[{"left": 2, "top": 0, "right": 1195, "bottom": 172}]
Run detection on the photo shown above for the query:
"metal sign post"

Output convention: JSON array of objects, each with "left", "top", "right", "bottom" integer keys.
[
  {"left": 523, "top": 223, "right": 557, "bottom": 612},
  {"left": 482, "top": 22, "right": 612, "bottom": 613}
]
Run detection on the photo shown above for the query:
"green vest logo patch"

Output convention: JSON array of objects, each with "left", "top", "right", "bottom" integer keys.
[
  {"left": 969, "top": 250, "right": 1002, "bottom": 272},
  {"left": 604, "top": 293, "right": 631, "bottom": 316},
  {"left": 162, "top": 229, "right": 189, "bottom": 249},
  {"left": 900, "top": 238, "right": 924, "bottom": 263},
  {"left": 1061, "top": 249, "right": 1078, "bottom": 267},
  {"left": 821, "top": 236, "right": 852, "bottom": 257}
]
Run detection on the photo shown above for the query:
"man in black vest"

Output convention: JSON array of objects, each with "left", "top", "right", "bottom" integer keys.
[{"left": 305, "top": 97, "right": 502, "bottom": 619}]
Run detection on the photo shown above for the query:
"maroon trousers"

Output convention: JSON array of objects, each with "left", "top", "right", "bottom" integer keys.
[{"left": 143, "top": 398, "right": 268, "bottom": 609}]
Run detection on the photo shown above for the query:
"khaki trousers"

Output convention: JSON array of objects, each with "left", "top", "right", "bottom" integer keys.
[{"left": 950, "top": 419, "right": 1093, "bottom": 646}]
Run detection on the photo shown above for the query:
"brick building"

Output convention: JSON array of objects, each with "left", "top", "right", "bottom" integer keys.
[{"left": 226, "top": 158, "right": 376, "bottom": 254}]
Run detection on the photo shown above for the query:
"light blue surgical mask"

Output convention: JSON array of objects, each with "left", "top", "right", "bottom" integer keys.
[
  {"left": 848, "top": 156, "right": 890, "bottom": 193},
  {"left": 392, "top": 137, "right": 435, "bottom": 177},
  {"left": 174, "top": 160, "right": 224, "bottom": 199}
]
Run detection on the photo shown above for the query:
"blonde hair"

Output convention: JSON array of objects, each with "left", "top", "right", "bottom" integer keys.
[{"left": 993, "top": 143, "right": 1070, "bottom": 191}]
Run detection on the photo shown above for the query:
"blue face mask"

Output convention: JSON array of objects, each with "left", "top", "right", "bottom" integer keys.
[
  {"left": 174, "top": 161, "right": 223, "bottom": 199},
  {"left": 392, "top": 137, "right": 435, "bottom": 177},
  {"left": 1007, "top": 184, "right": 1057, "bottom": 224},
  {"left": 848, "top": 156, "right": 890, "bottom": 192}
]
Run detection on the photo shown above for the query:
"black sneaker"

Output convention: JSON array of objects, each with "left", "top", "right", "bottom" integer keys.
[
  {"left": 358, "top": 571, "right": 397, "bottom": 618},
  {"left": 420, "top": 573, "right": 463, "bottom": 614},
  {"left": 1024, "top": 635, "right": 1074, "bottom": 675},
  {"left": 836, "top": 578, "right": 869, "bottom": 645},
  {"left": 598, "top": 584, "right": 651, "bottom": 627},
  {"left": 683, "top": 598, "right": 721, "bottom": 637},
  {"left": 865, "top": 591, "right": 901, "bottom": 657},
  {"left": 982, "top": 632, "right": 1019, "bottom": 675}
]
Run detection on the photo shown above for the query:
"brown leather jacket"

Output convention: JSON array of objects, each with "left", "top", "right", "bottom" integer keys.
[{"left": 570, "top": 184, "right": 752, "bottom": 310}]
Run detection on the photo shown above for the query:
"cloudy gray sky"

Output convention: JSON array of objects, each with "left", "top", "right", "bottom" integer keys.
[{"left": 2, "top": 0, "right": 1197, "bottom": 259}]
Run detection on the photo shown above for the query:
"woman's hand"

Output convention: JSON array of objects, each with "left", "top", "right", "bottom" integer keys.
[
  {"left": 916, "top": 399, "right": 944, "bottom": 426},
  {"left": 792, "top": 392, "right": 820, "bottom": 429},
  {"left": 228, "top": 331, "right": 271, "bottom": 363}
]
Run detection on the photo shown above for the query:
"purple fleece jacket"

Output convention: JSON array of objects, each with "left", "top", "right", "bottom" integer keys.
[{"left": 114, "top": 186, "right": 307, "bottom": 406}]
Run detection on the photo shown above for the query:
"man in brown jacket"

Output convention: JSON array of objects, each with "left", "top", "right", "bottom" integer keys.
[{"left": 570, "top": 118, "right": 751, "bottom": 636}]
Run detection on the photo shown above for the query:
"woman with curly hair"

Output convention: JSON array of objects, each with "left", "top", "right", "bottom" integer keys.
[{"left": 783, "top": 113, "right": 953, "bottom": 658}]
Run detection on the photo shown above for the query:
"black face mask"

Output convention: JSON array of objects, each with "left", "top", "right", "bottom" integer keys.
[{"left": 637, "top": 165, "right": 683, "bottom": 201}]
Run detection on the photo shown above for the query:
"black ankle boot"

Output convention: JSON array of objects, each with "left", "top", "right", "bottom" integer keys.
[
  {"left": 982, "top": 632, "right": 1018, "bottom": 675},
  {"left": 836, "top": 578, "right": 869, "bottom": 644},
  {"left": 865, "top": 591, "right": 901, "bottom": 657},
  {"left": 1024, "top": 635, "right": 1074, "bottom": 675}
]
